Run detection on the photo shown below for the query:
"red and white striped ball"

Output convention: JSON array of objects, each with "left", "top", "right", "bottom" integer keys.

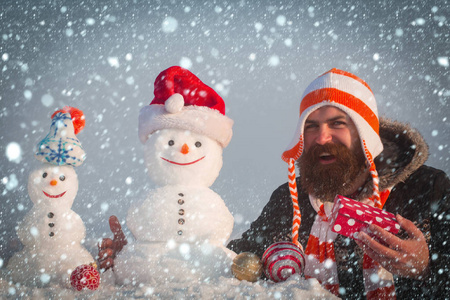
[
  {"left": 262, "top": 242, "right": 305, "bottom": 282},
  {"left": 70, "top": 264, "right": 100, "bottom": 291}
]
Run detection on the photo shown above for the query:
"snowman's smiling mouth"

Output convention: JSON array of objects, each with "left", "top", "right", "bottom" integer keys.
[
  {"left": 43, "top": 191, "right": 67, "bottom": 198},
  {"left": 160, "top": 156, "right": 205, "bottom": 165}
]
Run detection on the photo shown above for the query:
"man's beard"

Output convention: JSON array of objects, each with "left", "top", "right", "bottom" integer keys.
[{"left": 297, "top": 143, "right": 367, "bottom": 202}]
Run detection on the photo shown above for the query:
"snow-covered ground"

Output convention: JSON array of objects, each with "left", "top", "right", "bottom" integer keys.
[{"left": 0, "top": 269, "right": 338, "bottom": 299}]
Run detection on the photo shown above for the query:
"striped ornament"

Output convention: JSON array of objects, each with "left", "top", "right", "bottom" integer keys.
[{"left": 262, "top": 242, "right": 306, "bottom": 282}]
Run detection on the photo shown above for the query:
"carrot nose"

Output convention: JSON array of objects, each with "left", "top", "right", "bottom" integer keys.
[
  {"left": 180, "top": 143, "right": 189, "bottom": 154},
  {"left": 50, "top": 180, "right": 58, "bottom": 186}
]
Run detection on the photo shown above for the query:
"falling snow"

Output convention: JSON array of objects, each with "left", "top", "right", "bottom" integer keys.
[
  {"left": 0, "top": 0, "right": 448, "bottom": 298},
  {"left": 162, "top": 16, "right": 178, "bottom": 33},
  {"left": 5, "top": 142, "right": 22, "bottom": 163}
]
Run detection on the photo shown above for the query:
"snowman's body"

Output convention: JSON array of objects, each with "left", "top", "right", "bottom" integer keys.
[
  {"left": 8, "top": 165, "right": 94, "bottom": 287},
  {"left": 114, "top": 128, "right": 235, "bottom": 285}
]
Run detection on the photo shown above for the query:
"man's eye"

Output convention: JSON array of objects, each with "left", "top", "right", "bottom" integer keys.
[
  {"left": 305, "top": 124, "right": 317, "bottom": 130},
  {"left": 332, "top": 121, "right": 346, "bottom": 127},
  {"left": 168, "top": 140, "right": 174, "bottom": 146}
]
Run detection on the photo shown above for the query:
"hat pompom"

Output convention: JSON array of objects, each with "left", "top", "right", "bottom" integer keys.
[
  {"left": 165, "top": 93, "right": 184, "bottom": 114},
  {"left": 52, "top": 106, "right": 85, "bottom": 135}
]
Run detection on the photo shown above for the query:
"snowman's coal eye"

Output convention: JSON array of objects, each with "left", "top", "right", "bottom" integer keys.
[
  {"left": 195, "top": 142, "right": 202, "bottom": 148},
  {"left": 59, "top": 175, "right": 65, "bottom": 181},
  {"left": 42, "top": 172, "right": 48, "bottom": 178},
  {"left": 168, "top": 140, "right": 174, "bottom": 146}
]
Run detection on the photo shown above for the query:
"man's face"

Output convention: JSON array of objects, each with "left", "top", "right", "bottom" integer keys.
[
  {"left": 303, "top": 106, "right": 360, "bottom": 160},
  {"left": 298, "top": 106, "right": 367, "bottom": 201}
]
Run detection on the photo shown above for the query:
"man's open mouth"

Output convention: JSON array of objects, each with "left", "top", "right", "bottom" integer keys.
[{"left": 319, "top": 152, "right": 337, "bottom": 164}]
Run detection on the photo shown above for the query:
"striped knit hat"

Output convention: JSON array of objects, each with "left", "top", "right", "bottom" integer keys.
[{"left": 283, "top": 68, "right": 383, "bottom": 206}]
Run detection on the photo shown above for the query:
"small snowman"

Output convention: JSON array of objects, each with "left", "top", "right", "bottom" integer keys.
[
  {"left": 7, "top": 107, "right": 95, "bottom": 288},
  {"left": 101, "top": 66, "right": 236, "bottom": 285}
]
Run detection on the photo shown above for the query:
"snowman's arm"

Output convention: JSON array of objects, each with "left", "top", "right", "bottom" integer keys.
[{"left": 98, "top": 215, "right": 128, "bottom": 271}]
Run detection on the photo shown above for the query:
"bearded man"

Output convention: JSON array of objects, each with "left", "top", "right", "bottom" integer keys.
[{"left": 227, "top": 69, "right": 449, "bottom": 299}]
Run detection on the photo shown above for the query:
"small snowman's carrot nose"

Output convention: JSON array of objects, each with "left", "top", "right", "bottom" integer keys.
[
  {"left": 180, "top": 143, "right": 189, "bottom": 155},
  {"left": 50, "top": 179, "right": 58, "bottom": 186}
]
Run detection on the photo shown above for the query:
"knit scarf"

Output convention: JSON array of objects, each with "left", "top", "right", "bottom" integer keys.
[{"left": 303, "top": 192, "right": 396, "bottom": 299}]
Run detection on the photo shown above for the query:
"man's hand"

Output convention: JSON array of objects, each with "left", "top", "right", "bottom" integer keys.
[
  {"left": 355, "top": 214, "right": 429, "bottom": 279},
  {"left": 98, "top": 215, "right": 128, "bottom": 272}
]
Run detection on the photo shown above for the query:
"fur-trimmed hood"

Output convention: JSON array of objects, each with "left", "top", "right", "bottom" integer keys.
[{"left": 359, "top": 118, "right": 429, "bottom": 199}]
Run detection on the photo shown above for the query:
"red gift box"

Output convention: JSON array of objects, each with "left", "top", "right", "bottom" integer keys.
[{"left": 329, "top": 195, "right": 400, "bottom": 240}]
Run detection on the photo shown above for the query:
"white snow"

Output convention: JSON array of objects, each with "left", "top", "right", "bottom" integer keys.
[
  {"left": 85, "top": 18, "right": 96, "bottom": 26},
  {"left": 268, "top": 55, "right": 280, "bottom": 67},
  {"left": 0, "top": 271, "right": 338, "bottom": 299},
  {"left": 276, "top": 15, "right": 287, "bottom": 26},
  {"left": 437, "top": 56, "right": 449, "bottom": 67},
  {"left": 41, "top": 94, "right": 54, "bottom": 107},
  {"left": 65, "top": 28, "right": 74, "bottom": 37},
  {"left": 180, "top": 56, "right": 193, "bottom": 69},
  {"left": 107, "top": 57, "right": 120, "bottom": 68},
  {"left": 162, "top": 16, "right": 178, "bottom": 33},
  {"left": 23, "top": 90, "right": 32, "bottom": 100},
  {"left": 5, "top": 142, "right": 22, "bottom": 163}
]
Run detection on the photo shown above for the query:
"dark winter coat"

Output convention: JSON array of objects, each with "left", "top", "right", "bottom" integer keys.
[{"left": 227, "top": 119, "right": 450, "bottom": 300}]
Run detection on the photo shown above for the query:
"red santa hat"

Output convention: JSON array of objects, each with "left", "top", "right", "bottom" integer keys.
[{"left": 138, "top": 66, "right": 233, "bottom": 148}]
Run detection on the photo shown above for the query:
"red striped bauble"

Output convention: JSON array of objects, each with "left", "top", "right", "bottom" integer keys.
[{"left": 262, "top": 242, "right": 305, "bottom": 282}]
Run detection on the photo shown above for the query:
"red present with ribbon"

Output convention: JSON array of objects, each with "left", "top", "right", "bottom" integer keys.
[{"left": 329, "top": 195, "right": 400, "bottom": 240}]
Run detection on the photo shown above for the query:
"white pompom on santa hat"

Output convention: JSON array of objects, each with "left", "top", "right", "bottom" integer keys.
[{"left": 138, "top": 66, "right": 233, "bottom": 148}]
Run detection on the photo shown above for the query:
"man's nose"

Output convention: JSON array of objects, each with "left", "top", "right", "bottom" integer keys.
[{"left": 316, "top": 126, "right": 332, "bottom": 145}]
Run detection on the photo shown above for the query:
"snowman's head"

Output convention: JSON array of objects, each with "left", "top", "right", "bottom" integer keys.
[
  {"left": 28, "top": 164, "right": 78, "bottom": 209},
  {"left": 144, "top": 128, "right": 223, "bottom": 187}
]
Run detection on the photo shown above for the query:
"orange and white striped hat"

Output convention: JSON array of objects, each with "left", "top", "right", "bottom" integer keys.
[{"left": 282, "top": 68, "right": 384, "bottom": 207}]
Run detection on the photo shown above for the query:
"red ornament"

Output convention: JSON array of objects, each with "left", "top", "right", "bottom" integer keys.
[
  {"left": 262, "top": 242, "right": 305, "bottom": 282},
  {"left": 70, "top": 263, "right": 100, "bottom": 291}
]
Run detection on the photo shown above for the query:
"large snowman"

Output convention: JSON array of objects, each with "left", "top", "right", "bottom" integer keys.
[
  {"left": 112, "top": 66, "right": 236, "bottom": 285},
  {"left": 7, "top": 107, "right": 95, "bottom": 287}
]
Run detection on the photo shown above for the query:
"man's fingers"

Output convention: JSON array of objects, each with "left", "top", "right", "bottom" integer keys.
[
  {"left": 358, "top": 231, "right": 399, "bottom": 259},
  {"left": 99, "top": 238, "right": 114, "bottom": 250},
  {"left": 396, "top": 214, "right": 424, "bottom": 240},
  {"left": 366, "top": 224, "right": 402, "bottom": 250}
]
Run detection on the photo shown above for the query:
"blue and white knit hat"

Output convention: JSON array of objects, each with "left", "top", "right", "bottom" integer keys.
[{"left": 35, "top": 106, "right": 86, "bottom": 167}]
